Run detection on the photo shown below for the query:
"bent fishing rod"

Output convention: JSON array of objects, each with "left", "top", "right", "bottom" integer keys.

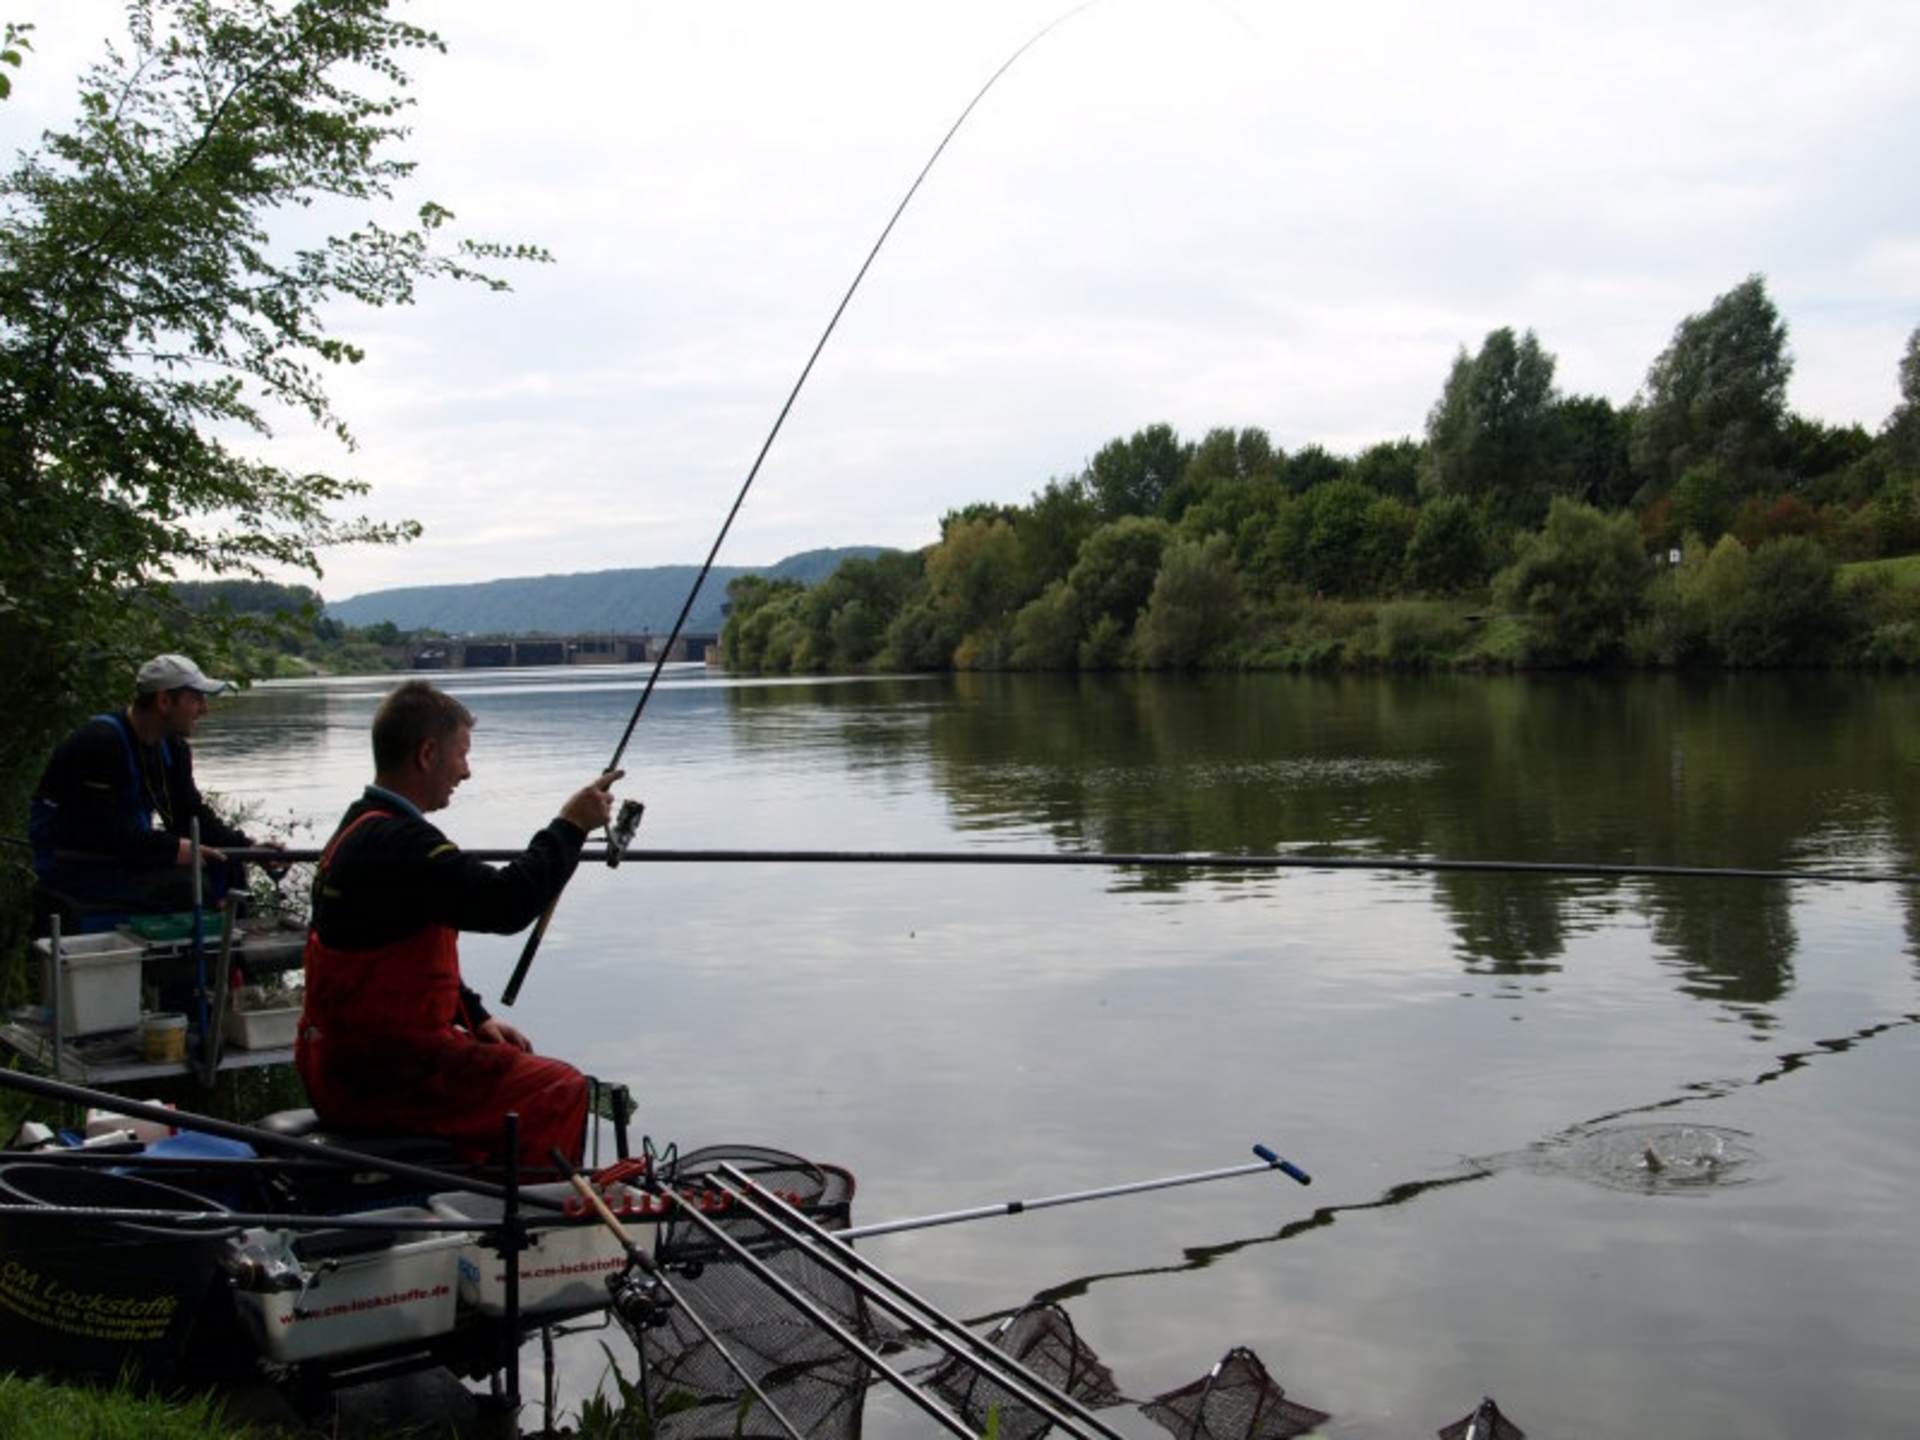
[
  {"left": 501, "top": 2, "right": 1101, "bottom": 1008},
  {"left": 220, "top": 844, "right": 1920, "bottom": 887}
]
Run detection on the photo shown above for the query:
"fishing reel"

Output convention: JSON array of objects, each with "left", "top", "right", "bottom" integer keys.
[
  {"left": 605, "top": 798, "right": 645, "bottom": 868},
  {"left": 607, "top": 1261, "right": 675, "bottom": 1330}
]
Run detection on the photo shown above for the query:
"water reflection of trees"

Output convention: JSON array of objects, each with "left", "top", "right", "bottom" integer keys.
[{"left": 895, "top": 671, "right": 1920, "bottom": 1016}]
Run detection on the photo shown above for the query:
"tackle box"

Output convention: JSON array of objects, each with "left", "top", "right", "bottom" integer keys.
[
  {"left": 223, "top": 1004, "right": 300, "bottom": 1050},
  {"left": 429, "top": 1183, "right": 647, "bottom": 1318},
  {"left": 231, "top": 1207, "right": 468, "bottom": 1364},
  {"left": 33, "top": 932, "right": 142, "bottom": 1036}
]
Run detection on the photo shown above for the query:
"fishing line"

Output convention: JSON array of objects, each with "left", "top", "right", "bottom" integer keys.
[{"left": 502, "top": 0, "right": 1105, "bottom": 1006}]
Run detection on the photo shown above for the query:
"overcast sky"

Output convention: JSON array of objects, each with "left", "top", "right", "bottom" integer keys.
[{"left": 14, "top": 1, "right": 1920, "bottom": 600}]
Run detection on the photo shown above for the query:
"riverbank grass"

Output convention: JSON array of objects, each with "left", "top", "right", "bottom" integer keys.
[{"left": 0, "top": 1372, "right": 249, "bottom": 1439}]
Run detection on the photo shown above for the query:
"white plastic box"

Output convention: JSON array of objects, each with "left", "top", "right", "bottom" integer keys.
[
  {"left": 232, "top": 1207, "right": 468, "bottom": 1364},
  {"left": 224, "top": 1005, "right": 299, "bottom": 1050},
  {"left": 430, "top": 1183, "right": 648, "bottom": 1318},
  {"left": 33, "top": 932, "right": 142, "bottom": 1036}
]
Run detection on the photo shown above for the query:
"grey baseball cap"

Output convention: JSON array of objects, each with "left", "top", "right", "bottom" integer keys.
[{"left": 136, "top": 653, "right": 230, "bottom": 695}]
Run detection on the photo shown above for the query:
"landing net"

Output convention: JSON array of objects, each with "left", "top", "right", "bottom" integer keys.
[
  {"left": 1141, "top": 1346, "right": 1329, "bottom": 1440},
  {"left": 916, "top": 1300, "right": 1122, "bottom": 1440},
  {"left": 628, "top": 1146, "right": 887, "bottom": 1440}
]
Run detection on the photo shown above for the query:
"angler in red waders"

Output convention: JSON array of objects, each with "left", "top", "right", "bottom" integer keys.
[{"left": 297, "top": 680, "right": 623, "bottom": 1170}]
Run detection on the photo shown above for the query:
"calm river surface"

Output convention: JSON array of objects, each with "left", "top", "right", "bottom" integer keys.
[{"left": 205, "top": 668, "right": 1920, "bottom": 1439}]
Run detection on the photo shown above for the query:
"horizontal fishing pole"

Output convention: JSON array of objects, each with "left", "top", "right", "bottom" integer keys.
[
  {"left": 215, "top": 845, "right": 1920, "bottom": 885},
  {"left": 0, "top": 1068, "right": 570, "bottom": 1213},
  {"left": 0, "top": 1201, "right": 500, "bottom": 1234},
  {"left": 838, "top": 1143, "right": 1310, "bottom": 1242}
]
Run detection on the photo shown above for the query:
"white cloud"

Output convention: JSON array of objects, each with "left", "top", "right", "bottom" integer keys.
[{"left": 15, "top": 0, "right": 1920, "bottom": 598}]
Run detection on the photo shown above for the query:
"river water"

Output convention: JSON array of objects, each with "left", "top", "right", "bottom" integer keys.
[{"left": 203, "top": 667, "right": 1920, "bottom": 1439}]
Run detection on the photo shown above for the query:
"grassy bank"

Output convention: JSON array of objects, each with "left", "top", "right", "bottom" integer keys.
[{"left": 0, "top": 1373, "right": 251, "bottom": 1439}]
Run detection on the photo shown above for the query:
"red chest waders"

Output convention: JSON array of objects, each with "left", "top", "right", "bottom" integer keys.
[{"left": 297, "top": 810, "right": 587, "bottom": 1169}]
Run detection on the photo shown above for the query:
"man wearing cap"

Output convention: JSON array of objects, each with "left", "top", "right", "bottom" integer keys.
[{"left": 29, "top": 653, "right": 260, "bottom": 915}]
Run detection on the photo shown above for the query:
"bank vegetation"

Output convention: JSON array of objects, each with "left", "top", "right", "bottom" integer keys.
[{"left": 725, "top": 279, "right": 1920, "bottom": 674}]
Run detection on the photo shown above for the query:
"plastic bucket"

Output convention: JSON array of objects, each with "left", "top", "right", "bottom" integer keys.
[
  {"left": 0, "top": 1162, "right": 237, "bottom": 1380},
  {"left": 138, "top": 1012, "right": 188, "bottom": 1064}
]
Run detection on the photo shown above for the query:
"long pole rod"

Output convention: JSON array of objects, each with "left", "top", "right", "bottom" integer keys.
[
  {"left": 839, "top": 1145, "right": 1310, "bottom": 1242},
  {"left": 221, "top": 845, "right": 1920, "bottom": 886},
  {"left": 713, "top": 1165, "right": 1120, "bottom": 1440},
  {"left": 500, "top": 2, "right": 1100, "bottom": 1006},
  {"left": 0, "top": 1202, "right": 501, "bottom": 1232},
  {"left": 0, "top": 1068, "right": 568, "bottom": 1212}
]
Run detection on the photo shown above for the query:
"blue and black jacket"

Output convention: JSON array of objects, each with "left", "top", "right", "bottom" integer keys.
[{"left": 29, "top": 711, "right": 250, "bottom": 883}]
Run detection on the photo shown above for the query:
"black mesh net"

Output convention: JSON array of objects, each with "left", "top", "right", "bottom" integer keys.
[
  {"left": 621, "top": 1146, "right": 890, "bottom": 1440},
  {"left": 916, "top": 1300, "right": 1123, "bottom": 1440},
  {"left": 1437, "top": 1395, "right": 1525, "bottom": 1440},
  {"left": 1141, "top": 1347, "right": 1330, "bottom": 1440}
]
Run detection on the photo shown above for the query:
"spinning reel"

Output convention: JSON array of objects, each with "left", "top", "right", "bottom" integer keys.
[
  {"left": 605, "top": 798, "right": 646, "bottom": 868},
  {"left": 607, "top": 1259, "right": 676, "bottom": 1330}
]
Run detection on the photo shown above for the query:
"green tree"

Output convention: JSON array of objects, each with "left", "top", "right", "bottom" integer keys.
[
  {"left": 1013, "top": 477, "right": 1098, "bottom": 595},
  {"left": 1780, "top": 414, "right": 1874, "bottom": 490},
  {"left": 1, "top": 0, "right": 538, "bottom": 957},
  {"left": 1239, "top": 494, "right": 1307, "bottom": 599},
  {"left": 1671, "top": 461, "right": 1736, "bottom": 542},
  {"left": 1176, "top": 469, "right": 1286, "bottom": 552},
  {"left": 1085, "top": 423, "right": 1189, "bottom": 519},
  {"left": 1632, "top": 274, "right": 1791, "bottom": 491},
  {"left": 925, "top": 516, "right": 1023, "bottom": 634},
  {"left": 1871, "top": 477, "right": 1920, "bottom": 556},
  {"left": 1077, "top": 613, "right": 1128, "bottom": 670},
  {"left": 1883, "top": 325, "right": 1920, "bottom": 479},
  {"left": 1296, "top": 479, "right": 1376, "bottom": 595},
  {"left": 1701, "top": 536, "right": 1847, "bottom": 665},
  {"left": 1403, "top": 495, "right": 1488, "bottom": 594},
  {"left": 883, "top": 599, "right": 961, "bottom": 670},
  {"left": 1067, "top": 516, "right": 1174, "bottom": 632},
  {"left": 1160, "top": 425, "right": 1280, "bottom": 521},
  {"left": 1281, "top": 443, "right": 1349, "bottom": 495},
  {"left": 0, "top": 22, "right": 29, "bottom": 102},
  {"left": 1359, "top": 496, "right": 1418, "bottom": 593},
  {"left": 1546, "top": 394, "right": 1636, "bottom": 509},
  {"left": 721, "top": 576, "right": 805, "bottom": 669},
  {"left": 802, "top": 550, "right": 923, "bottom": 668},
  {"left": 1423, "top": 327, "right": 1561, "bottom": 524},
  {"left": 1348, "top": 437, "right": 1422, "bottom": 503},
  {"left": 1008, "top": 579, "right": 1082, "bottom": 669},
  {"left": 1133, "top": 534, "right": 1240, "bottom": 668},
  {"left": 1493, "top": 499, "right": 1650, "bottom": 662}
]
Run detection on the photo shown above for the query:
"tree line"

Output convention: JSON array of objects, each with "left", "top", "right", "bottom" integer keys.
[{"left": 725, "top": 277, "right": 1920, "bottom": 674}]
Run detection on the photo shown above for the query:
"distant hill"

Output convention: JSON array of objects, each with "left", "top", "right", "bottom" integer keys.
[{"left": 325, "top": 547, "right": 893, "bottom": 635}]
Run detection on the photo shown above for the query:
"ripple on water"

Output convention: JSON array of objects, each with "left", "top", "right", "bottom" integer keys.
[{"left": 1512, "top": 1122, "right": 1762, "bottom": 1197}]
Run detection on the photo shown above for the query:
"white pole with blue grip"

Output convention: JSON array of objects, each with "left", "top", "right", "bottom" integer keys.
[{"left": 841, "top": 1144, "right": 1312, "bottom": 1242}]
